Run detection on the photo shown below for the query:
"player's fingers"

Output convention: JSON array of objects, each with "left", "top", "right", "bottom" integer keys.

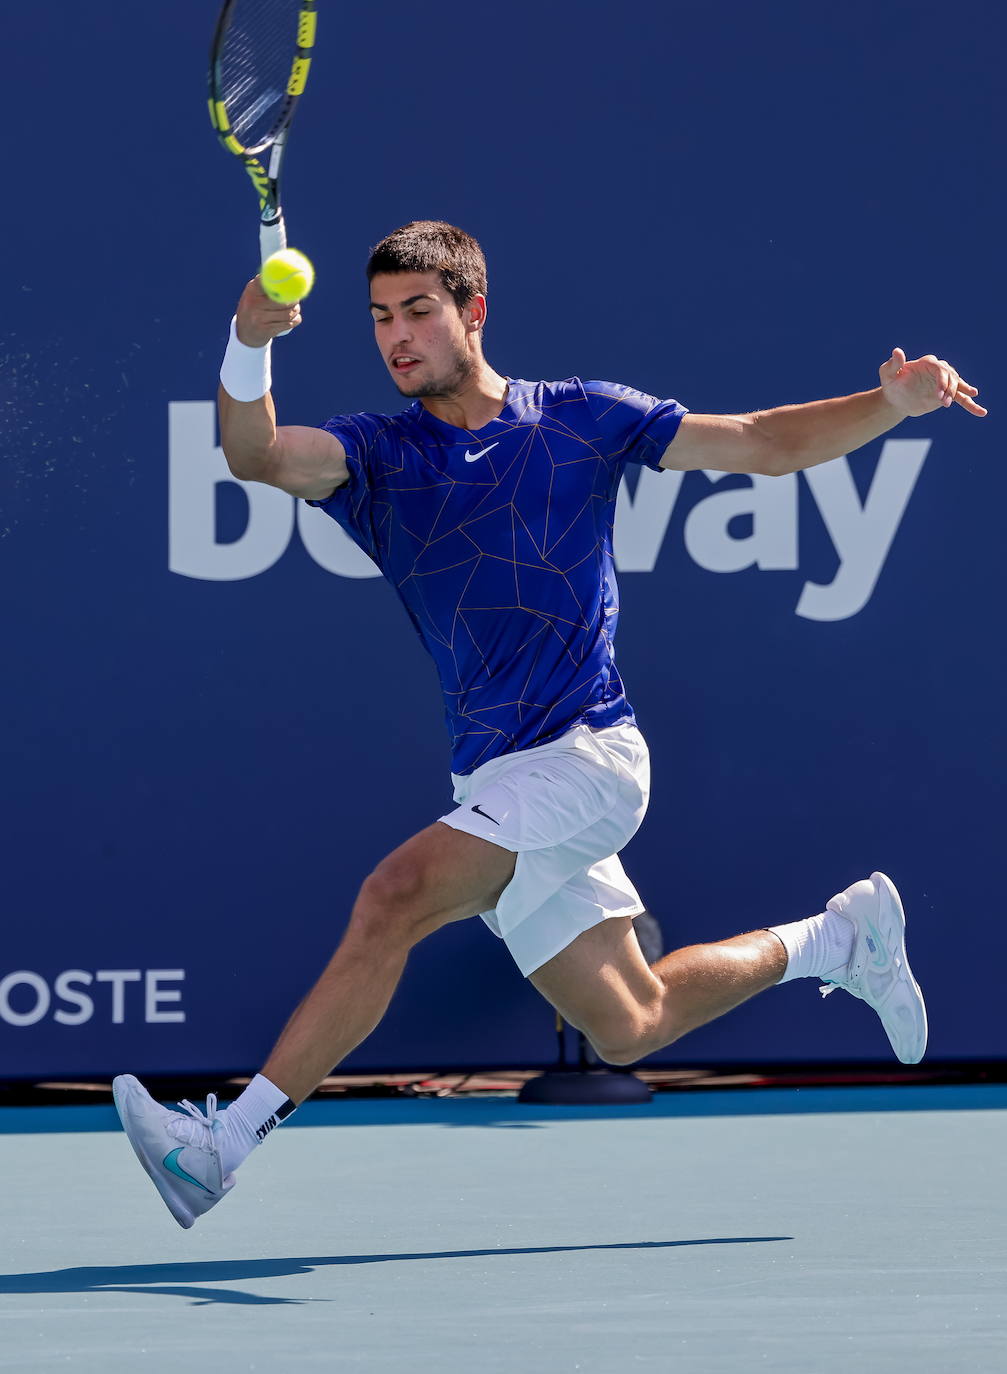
[
  {"left": 264, "top": 312, "right": 300, "bottom": 339},
  {"left": 917, "top": 355, "right": 948, "bottom": 403},
  {"left": 249, "top": 296, "right": 301, "bottom": 326},
  {"left": 879, "top": 346, "right": 905, "bottom": 380},
  {"left": 934, "top": 360, "right": 956, "bottom": 406},
  {"left": 955, "top": 390, "right": 988, "bottom": 416}
]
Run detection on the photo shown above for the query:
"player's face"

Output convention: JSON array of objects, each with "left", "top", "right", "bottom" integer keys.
[{"left": 369, "top": 271, "right": 478, "bottom": 398}]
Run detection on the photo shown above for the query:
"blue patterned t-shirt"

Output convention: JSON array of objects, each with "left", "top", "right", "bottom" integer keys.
[{"left": 309, "top": 378, "right": 685, "bottom": 774}]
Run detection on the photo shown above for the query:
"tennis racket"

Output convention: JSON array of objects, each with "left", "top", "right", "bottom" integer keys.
[{"left": 208, "top": 0, "right": 317, "bottom": 271}]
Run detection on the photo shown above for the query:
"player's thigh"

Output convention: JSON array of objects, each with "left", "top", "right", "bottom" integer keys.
[
  {"left": 528, "top": 915, "right": 662, "bottom": 1041},
  {"left": 361, "top": 820, "right": 517, "bottom": 937}
]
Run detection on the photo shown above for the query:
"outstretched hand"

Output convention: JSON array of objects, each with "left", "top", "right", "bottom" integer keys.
[{"left": 880, "top": 348, "right": 987, "bottom": 418}]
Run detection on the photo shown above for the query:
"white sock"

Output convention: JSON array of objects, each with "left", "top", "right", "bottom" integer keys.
[
  {"left": 768, "top": 910, "right": 855, "bottom": 985},
  {"left": 215, "top": 1074, "right": 295, "bottom": 1175}
]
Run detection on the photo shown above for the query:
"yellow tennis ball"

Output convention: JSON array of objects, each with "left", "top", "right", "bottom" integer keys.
[{"left": 260, "top": 248, "right": 315, "bottom": 305}]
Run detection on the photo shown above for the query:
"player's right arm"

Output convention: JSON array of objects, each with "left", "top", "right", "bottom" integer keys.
[{"left": 218, "top": 277, "right": 348, "bottom": 501}]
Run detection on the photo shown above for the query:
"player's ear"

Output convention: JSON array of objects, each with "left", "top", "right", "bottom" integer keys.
[{"left": 463, "top": 294, "right": 487, "bottom": 333}]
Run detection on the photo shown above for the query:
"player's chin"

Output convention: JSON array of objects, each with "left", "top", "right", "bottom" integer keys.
[
  {"left": 392, "top": 374, "right": 441, "bottom": 399},
  {"left": 387, "top": 365, "right": 418, "bottom": 394}
]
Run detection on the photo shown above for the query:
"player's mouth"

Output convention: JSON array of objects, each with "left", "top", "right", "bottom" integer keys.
[{"left": 391, "top": 355, "right": 421, "bottom": 375}]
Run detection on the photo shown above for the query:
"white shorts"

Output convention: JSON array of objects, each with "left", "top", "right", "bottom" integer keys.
[{"left": 438, "top": 722, "right": 651, "bottom": 976}]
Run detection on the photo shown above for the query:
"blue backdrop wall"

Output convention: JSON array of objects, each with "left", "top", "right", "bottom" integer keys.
[{"left": 2, "top": 0, "right": 1003, "bottom": 1077}]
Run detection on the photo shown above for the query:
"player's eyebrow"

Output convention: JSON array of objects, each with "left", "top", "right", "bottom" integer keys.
[{"left": 369, "top": 294, "right": 437, "bottom": 313}]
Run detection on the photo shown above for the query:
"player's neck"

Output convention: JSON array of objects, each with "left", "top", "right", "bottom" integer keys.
[{"left": 419, "top": 363, "right": 509, "bottom": 432}]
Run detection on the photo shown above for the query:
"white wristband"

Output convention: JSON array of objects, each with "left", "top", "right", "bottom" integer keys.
[{"left": 219, "top": 316, "right": 272, "bottom": 402}]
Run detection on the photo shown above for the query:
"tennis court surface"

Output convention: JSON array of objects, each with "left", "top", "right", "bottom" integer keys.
[{"left": 2, "top": 1085, "right": 1004, "bottom": 1372}]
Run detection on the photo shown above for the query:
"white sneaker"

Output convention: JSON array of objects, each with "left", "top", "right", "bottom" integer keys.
[
  {"left": 819, "top": 872, "right": 927, "bottom": 1064},
  {"left": 112, "top": 1074, "right": 236, "bottom": 1228}
]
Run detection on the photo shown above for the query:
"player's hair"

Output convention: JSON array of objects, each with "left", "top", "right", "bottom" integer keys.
[{"left": 366, "top": 221, "right": 488, "bottom": 311}]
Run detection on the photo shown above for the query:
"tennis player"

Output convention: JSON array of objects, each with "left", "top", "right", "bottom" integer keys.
[{"left": 114, "top": 222, "right": 986, "bottom": 1227}]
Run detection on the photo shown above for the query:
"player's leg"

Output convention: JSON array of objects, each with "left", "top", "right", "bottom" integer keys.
[
  {"left": 113, "top": 819, "right": 515, "bottom": 1227},
  {"left": 260, "top": 821, "right": 515, "bottom": 1103},
  {"left": 529, "top": 914, "right": 786, "bottom": 1064},
  {"left": 530, "top": 872, "right": 926, "bottom": 1067}
]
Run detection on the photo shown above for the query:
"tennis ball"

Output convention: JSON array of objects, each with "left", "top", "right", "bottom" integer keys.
[{"left": 260, "top": 248, "right": 315, "bottom": 305}]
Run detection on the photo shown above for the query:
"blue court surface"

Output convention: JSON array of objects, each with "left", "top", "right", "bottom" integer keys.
[{"left": 2, "top": 1086, "right": 1005, "bottom": 1372}]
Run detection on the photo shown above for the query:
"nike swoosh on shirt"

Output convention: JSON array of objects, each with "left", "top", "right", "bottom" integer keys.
[
  {"left": 464, "top": 443, "right": 499, "bottom": 462},
  {"left": 471, "top": 803, "right": 500, "bottom": 824}
]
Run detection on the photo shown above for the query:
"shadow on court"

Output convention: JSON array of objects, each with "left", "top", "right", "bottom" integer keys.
[{"left": 0, "top": 1238, "right": 792, "bottom": 1307}]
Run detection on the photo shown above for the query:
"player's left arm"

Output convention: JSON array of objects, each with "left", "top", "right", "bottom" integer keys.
[{"left": 661, "top": 349, "right": 987, "bottom": 475}]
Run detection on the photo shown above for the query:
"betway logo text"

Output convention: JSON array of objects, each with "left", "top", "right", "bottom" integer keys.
[{"left": 168, "top": 401, "right": 930, "bottom": 622}]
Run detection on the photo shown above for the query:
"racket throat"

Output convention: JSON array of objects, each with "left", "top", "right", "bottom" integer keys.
[{"left": 259, "top": 137, "right": 287, "bottom": 260}]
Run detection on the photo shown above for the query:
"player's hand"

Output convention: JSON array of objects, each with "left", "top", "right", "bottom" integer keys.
[
  {"left": 879, "top": 348, "right": 987, "bottom": 418},
  {"left": 235, "top": 276, "right": 302, "bottom": 347}
]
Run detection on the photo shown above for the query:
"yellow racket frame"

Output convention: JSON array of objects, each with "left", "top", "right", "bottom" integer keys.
[{"left": 208, "top": 0, "right": 317, "bottom": 216}]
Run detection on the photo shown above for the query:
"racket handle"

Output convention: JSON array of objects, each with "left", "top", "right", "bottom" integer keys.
[
  {"left": 260, "top": 216, "right": 287, "bottom": 261},
  {"left": 260, "top": 216, "right": 293, "bottom": 338}
]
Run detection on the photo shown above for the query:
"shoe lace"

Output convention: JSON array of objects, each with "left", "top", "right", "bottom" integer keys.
[{"left": 166, "top": 1093, "right": 220, "bottom": 1148}]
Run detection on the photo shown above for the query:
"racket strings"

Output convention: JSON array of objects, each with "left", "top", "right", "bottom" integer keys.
[{"left": 215, "top": 0, "right": 304, "bottom": 150}]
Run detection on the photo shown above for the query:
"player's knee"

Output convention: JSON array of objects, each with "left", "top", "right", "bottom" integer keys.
[
  {"left": 593, "top": 1024, "right": 674, "bottom": 1065},
  {"left": 357, "top": 857, "right": 420, "bottom": 923},
  {"left": 354, "top": 857, "right": 439, "bottom": 945},
  {"left": 592, "top": 1039, "right": 643, "bottom": 1067},
  {"left": 585, "top": 1015, "right": 655, "bottom": 1067},
  {"left": 584, "top": 993, "right": 668, "bottom": 1066}
]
